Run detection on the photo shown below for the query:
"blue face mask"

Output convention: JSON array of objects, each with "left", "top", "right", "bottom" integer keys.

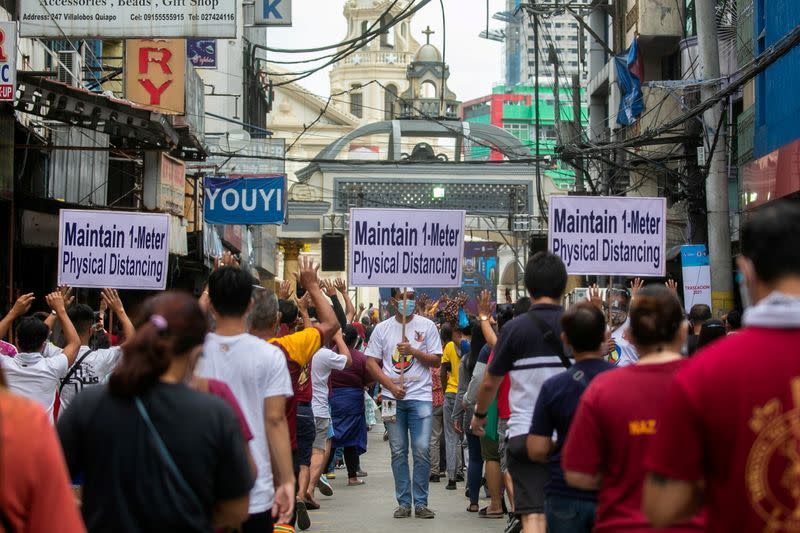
[{"left": 398, "top": 299, "right": 416, "bottom": 316}]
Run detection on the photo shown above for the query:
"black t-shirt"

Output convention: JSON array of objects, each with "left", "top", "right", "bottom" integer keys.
[
  {"left": 488, "top": 304, "right": 569, "bottom": 437},
  {"left": 57, "top": 382, "right": 253, "bottom": 533},
  {"left": 529, "top": 358, "right": 614, "bottom": 500}
]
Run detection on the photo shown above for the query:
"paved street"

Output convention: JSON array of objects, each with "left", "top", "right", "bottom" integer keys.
[{"left": 306, "top": 423, "right": 507, "bottom": 532}]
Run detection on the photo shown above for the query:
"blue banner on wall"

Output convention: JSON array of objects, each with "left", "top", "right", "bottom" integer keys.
[
  {"left": 188, "top": 39, "right": 217, "bottom": 68},
  {"left": 203, "top": 175, "right": 286, "bottom": 225}
]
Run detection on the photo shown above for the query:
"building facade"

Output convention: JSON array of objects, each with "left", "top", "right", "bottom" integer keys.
[{"left": 462, "top": 82, "right": 587, "bottom": 191}]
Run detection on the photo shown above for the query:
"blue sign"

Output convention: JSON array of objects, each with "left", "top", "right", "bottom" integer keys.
[
  {"left": 203, "top": 175, "right": 286, "bottom": 225},
  {"left": 680, "top": 244, "right": 710, "bottom": 267},
  {"left": 188, "top": 39, "right": 217, "bottom": 69}
]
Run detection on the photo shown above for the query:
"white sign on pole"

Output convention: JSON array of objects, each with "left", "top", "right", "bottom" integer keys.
[
  {"left": 58, "top": 209, "right": 170, "bottom": 290},
  {"left": 349, "top": 208, "right": 465, "bottom": 288},
  {"left": 255, "top": 0, "right": 292, "bottom": 25},
  {"left": 548, "top": 195, "right": 667, "bottom": 277},
  {"left": 0, "top": 22, "right": 17, "bottom": 102},
  {"left": 681, "top": 244, "right": 712, "bottom": 310},
  {"left": 19, "top": 0, "right": 236, "bottom": 38}
]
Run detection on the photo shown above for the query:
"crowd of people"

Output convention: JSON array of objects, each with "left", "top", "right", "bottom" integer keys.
[{"left": 1, "top": 199, "right": 799, "bottom": 533}]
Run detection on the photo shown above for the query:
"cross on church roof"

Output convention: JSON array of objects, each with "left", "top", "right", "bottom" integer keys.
[{"left": 422, "top": 25, "right": 434, "bottom": 44}]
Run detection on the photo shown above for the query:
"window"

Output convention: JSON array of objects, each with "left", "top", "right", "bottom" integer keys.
[
  {"left": 380, "top": 14, "right": 394, "bottom": 48},
  {"left": 504, "top": 123, "right": 530, "bottom": 141},
  {"left": 401, "top": 23, "right": 406, "bottom": 37},
  {"left": 350, "top": 84, "right": 363, "bottom": 118},
  {"left": 361, "top": 20, "right": 369, "bottom": 36},
  {"left": 384, "top": 84, "right": 398, "bottom": 120},
  {"left": 420, "top": 80, "right": 437, "bottom": 99}
]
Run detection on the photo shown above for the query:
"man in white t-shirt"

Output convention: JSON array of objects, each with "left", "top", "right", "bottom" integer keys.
[
  {"left": 306, "top": 331, "right": 351, "bottom": 506},
  {"left": 0, "top": 291, "right": 81, "bottom": 422},
  {"left": 365, "top": 289, "right": 443, "bottom": 520},
  {"left": 59, "top": 289, "right": 135, "bottom": 414},
  {"left": 197, "top": 262, "right": 296, "bottom": 531}
]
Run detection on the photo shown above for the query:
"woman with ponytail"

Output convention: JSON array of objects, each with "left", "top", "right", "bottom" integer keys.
[
  {"left": 561, "top": 286, "right": 706, "bottom": 532},
  {"left": 57, "top": 291, "right": 255, "bottom": 533}
]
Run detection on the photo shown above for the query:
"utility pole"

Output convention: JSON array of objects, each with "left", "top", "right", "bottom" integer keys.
[
  {"left": 549, "top": 45, "right": 560, "bottom": 136},
  {"left": 534, "top": 14, "right": 541, "bottom": 220},
  {"left": 696, "top": 0, "right": 734, "bottom": 313},
  {"left": 571, "top": 73, "right": 585, "bottom": 192}
]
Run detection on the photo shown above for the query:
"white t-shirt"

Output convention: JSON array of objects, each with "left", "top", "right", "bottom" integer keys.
[
  {"left": 59, "top": 345, "right": 123, "bottom": 413},
  {"left": 310, "top": 348, "right": 348, "bottom": 419},
  {"left": 197, "top": 332, "right": 293, "bottom": 514},
  {"left": 609, "top": 318, "right": 639, "bottom": 367},
  {"left": 1, "top": 351, "right": 69, "bottom": 422},
  {"left": 364, "top": 314, "right": 443, "bottom": 402}
]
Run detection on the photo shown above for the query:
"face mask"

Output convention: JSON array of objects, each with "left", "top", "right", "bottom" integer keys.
[{"left": 398, "top": 299, "right": 416, "bottom": 317}]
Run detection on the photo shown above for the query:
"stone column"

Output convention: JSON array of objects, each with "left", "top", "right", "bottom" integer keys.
[{"left": 280, "top": 239, "right": 303, "bottom": 293}]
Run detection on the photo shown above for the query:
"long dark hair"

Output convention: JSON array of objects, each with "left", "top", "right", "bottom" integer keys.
[
  {"left": 466, "top": 320, "right": 487, "bottom": 377},
  {"left": 109, "top": 292, "right": 207, "bottom": 397}
]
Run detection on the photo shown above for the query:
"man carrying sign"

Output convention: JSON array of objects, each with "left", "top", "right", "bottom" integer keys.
[{"left": 364, "top": 289, "right": 442, "bottom": 519}]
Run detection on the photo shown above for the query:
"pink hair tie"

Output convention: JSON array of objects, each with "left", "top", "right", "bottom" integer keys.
[{"left": 150, "top": 314, "right": 168, "bottom": 331}]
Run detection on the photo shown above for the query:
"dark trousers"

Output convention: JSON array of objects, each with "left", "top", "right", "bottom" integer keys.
[
  {"left": 343, "top": 446, "right": 361, "bottom": 478},
  {"left": 544, "top": 494, "right": 596, "bottom": 533},
  {"left": 240, "top": 511, "right": 274, "bottom": 532},
  {"left": 466, "top": 433, "right": 483, "bottom": 505}
]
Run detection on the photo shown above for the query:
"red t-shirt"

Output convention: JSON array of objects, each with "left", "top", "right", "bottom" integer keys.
[
  {"left": 645, "top": 327, "right": 800, "bottom": 533},
  {"left": 562, "top": 360, "right": 705, "bottom": 533},
  {"left": 487, "top": 351, "right": 512, "bottom": 419},
  {"left": 0, "top": 392, "right": 86, "bottom": 533}
]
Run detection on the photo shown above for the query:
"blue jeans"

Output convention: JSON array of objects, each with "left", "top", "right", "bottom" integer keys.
[
  {"left": 465, "top": 433, "right": 483, "bottom": 505},
  {"left": 442, "top": 393, "right": 462, "bottom": 480},
  {"left": 544, "top": 494, "right": 596, "bottom": 533},
  {"left": 385, "top": 399, "right": 433, "bottom": 509}
]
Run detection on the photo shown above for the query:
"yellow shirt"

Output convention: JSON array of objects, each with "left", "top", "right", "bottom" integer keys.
[{"left": 441, "top": 341, "right": 461, "bottom": 394}]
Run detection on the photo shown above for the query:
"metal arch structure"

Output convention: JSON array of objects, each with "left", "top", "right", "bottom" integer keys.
[{"left": 295, "top": 118, "right": 532, "bottom": 181}]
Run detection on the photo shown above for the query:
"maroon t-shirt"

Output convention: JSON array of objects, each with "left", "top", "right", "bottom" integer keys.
[
  {"left": 562, "top": 360, "right": 705, "bottom": 533},
  {"left": 330, "top": 348, "right": 369, "bottom": 389},
  {"left": 645, "top": 327, "right": 800, "bottom": 533}
]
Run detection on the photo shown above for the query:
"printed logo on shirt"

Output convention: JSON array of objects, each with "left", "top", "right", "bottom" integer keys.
[
  {"left": 746, "top": 378, "right": 800, "bottom": 530},
  {"left": 414, "top": 330, "right": 425, "bottom": 343},
  {"left": 628, "top": 419, "right": 656, "bottom": 436},
  {"left": 391, "top": 346, "right": 414, "bottom": 374}
]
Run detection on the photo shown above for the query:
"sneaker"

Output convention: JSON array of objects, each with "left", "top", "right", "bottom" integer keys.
[
  {"left": 394, "top": 506, "right": 412, "bottom": 519},
  {"left": 455, "top": 472, "right": 465, "bottom": 482},
  {"left": 295, "top": 500, "right": 311, "bottom": 530},
  {"left": 503, "top": 515, "right": 522, "bottom": 533},
  {"left": 446, "top": 480, "right": 457, "bottom": 490},
  {"left": 324, "top": 471, "right": 336, "bottom": 480},
  {"left": 429, "top": 473, "right": 440, "bottom": 482},
  {"left": 356, "top": 470, "right": 368, "bottom": 477},
  {"left": 415, "top": 506, "right": 435, "bottom": 519},
  {"left": 318, "top": 475, "right": 334, "bottom": 496}
]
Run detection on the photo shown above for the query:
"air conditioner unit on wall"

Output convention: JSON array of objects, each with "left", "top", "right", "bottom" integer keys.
[{"left": 57, "top": 50, "right": 83, "bottom": 87}]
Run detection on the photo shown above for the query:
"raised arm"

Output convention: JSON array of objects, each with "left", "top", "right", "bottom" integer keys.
[
  {"left": 333, "top": 330, "right": 352, "bottom": 368},
  {"left": 0, "top": 293, "right": 35, "bottom": 340},
  {"left": 476, "top": 290, "right": 498, "bottom": 348},
  {"left": 321, "top": 280, "right": 348, "bottom": 328},
  {"left": 46, "top": 291, "right": 80, "bottom": 365},
  {"left": 335, "top": 278, "right": 356, "bottom": 323},
  {"left": 294, "top": 258, "right": 339, "bottom": 345},
  {"left": 102, "top": 288, "right": 135, "bottom": 348},
  {"left": 295, "top": 293, "right": 313, "bottom": 330}
]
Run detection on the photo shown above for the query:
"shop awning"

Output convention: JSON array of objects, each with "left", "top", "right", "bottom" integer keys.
[{"left": 15, "top": 72, "right": 179, "bottom": 149}]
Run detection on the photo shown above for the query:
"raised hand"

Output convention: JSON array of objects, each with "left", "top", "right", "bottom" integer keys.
[
  {"left": 293, "top": 256, "right": 320, "bottom": 291},
  {"left": 477, "top": 289, "right": 493, "bottom": 319},
  {"left": 58, "top": 285, "right": 75, "bottom": 307},
  {"left": 45, "top": 291, "right": 66, "bottom": 314},
  {"left": 415, "top": 293, "right": 431, "bottom": 316},
  {"left": 630, "top": 277, "right": 644, "bottom": 300},
  {"left": 101, "top": 288, "right": 125, "bottom": 315},
  {"left": 10, "top": 293, "right": 35, "bottom": 318},
  {"left": 334, "top": 278, "right": 347, "bottom": 294},
  {"left": 278, "top": 280, "right": 294, "bottom": 300},
  {"left": 320, "top": 279, "right": 337, "bottom": 297},
  {"left": 665, "top": 278, "right": 678, "bottom": 295},
  {"left": 295, "top": 292, "right": 311, "bottom": 314},
  {"left": 220, "top": 250, "right": 239, "bottom": 268},
  {"left": 588, "top": 284, "right": 604, "bottom": 309}
]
